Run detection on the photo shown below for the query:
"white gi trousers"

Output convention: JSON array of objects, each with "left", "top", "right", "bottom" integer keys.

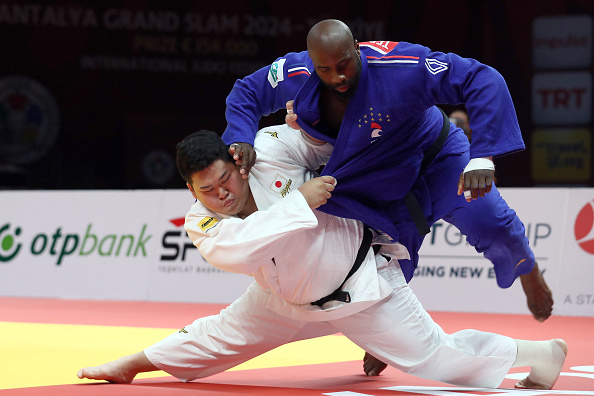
[{"left": 145, "top": 259, "right": 517, "bottom": 388}]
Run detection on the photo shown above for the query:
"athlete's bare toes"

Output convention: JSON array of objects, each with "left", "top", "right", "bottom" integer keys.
[
  {"left": 77, "top": 359, "right": 135, "bottom": 384},
  {"left": 515, "top": 376, "right": 549, "bottom": 390},
  {"left": 363, "top": 352, "right": 388, "bottom": 376}
]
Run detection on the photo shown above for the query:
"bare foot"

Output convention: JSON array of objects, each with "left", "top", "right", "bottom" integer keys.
[
  {"left": 515, "top": 339, "right": 567, "bottom": 390},
  {"left": 520, "top": 261, "right": 553, "bottom": 322},
  {"left": 78, "top": 354, "right": 146, "bottom": 383},
  {"left": 363, "top": 352, "right": 388, "bottom": 376}
]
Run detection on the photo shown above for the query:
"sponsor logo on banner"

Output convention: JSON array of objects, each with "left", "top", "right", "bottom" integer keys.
[
  {"left": 159, "top": 217, "right": 225, "bottom": 275},
  {"left": 533, "top": 15, "right": 593, "bottom": 69},
  {"left": 0, "top": 75, "right": 60, "bottom": 164},
  {"left": 531, "top": 128, "right": 591, "bottom": 182},
  {"left": 0, "top": 223, "right": 22, "bottom": 262},
  {"left": 575, "top": 199, "right": 594, "bottom": 254},
  {"left": 532, "top": 72, "right": 592, "bottom": 125},
  {"left": 0, "top": 222, "right": 151, "bottom": 265},
  {"left": 0, "top": 214, "right": 227, "bottom": 274},
  {"left": 415, "top": 220, "right": 552, "bottom": 281}
]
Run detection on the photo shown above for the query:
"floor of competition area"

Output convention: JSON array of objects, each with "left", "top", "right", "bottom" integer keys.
[{"left": 1, "top": 297, "right": 593, "bottom": 395}]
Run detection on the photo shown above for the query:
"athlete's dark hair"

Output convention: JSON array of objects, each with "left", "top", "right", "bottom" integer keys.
[{"left": 175, "top": 130, "right": 233, "bottom": 184}]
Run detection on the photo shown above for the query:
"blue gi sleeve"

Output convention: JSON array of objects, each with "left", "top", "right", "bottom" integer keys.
[
  {"left": 410, "top": 45, "right": 525, "bottom": 159},
  {"left": 222, "top": 51, "right": 312, "bottom": 146}
]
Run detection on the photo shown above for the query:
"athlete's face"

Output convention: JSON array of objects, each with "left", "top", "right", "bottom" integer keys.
[
  {"left": 310, "top": 40, "right": 362, "bottom": 99},
  {"left": 187, "top": 159, "right": 253, "bottom": 217}
]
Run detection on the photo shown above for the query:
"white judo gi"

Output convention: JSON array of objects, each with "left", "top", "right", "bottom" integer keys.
[{"left": 144, "top": 124, "right": 517, "bottom": 387}]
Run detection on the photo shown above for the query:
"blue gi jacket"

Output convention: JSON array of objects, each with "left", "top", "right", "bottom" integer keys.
[
  {"left": 224, "top": 41, "right": 524, "bottom": 237},
  {"left": 223, "top": 41, "right": 529, "bottom": 284}
]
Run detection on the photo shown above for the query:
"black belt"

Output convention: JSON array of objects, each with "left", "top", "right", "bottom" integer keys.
[
  {"left": 311, "top": 227, "right": 373, "bottom": 307},
  {"left": 404, "top": 107, "right": 450, "bottom": 236}
]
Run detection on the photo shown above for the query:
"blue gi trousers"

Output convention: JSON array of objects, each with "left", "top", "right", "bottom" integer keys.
[{"left": 397, "top": 148, "right": 535, "bottom": 288}]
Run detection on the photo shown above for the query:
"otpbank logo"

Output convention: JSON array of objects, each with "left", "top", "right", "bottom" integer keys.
[
  {"left": 0, "top": 223, "right": 152, "bottom": 265},
  {"left": 575, "top": 199, "right": 594, "bottom": 255}
]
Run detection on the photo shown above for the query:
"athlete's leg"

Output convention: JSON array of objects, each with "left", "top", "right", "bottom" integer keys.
[
  {"left": 332, "top": 261, "right": 565, "bottom": 389},
  {"left": 78, "top": 282, "right": 336, "bottom": 383},
  {"left": 332, "top": 261, "right": 517, "bottom": 388},
  {"left": 424, "top": 151, "right": 553, "bottom": 318}
]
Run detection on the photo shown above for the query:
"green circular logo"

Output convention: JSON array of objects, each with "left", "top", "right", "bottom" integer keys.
[
  {"left": 1, "top": 234, "right": 14, "bottom": 250},
  {"left": 0, "top": 224, "right": 22, "bottom": 262}
]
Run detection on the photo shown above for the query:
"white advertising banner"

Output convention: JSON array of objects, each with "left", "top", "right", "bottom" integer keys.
[
  {"left": 1, "top": 188, "right": 593, "bottom": 316},
  {"left": 412, "top": 188, "right": 567, "bottom": 316},
  {"left": 0, "top": 190, "right": 253, "bottom": 303},
  {"left": 559, "top": 190, "right": 594, "bottom": 316},
  {"left": 413, "top": 188, "right": 594, "bottom": 317}
]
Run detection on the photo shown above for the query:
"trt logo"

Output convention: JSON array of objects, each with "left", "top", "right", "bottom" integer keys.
[
  {"left": 575, "top": 199, "right": 594, "bottom": 255},
  {"left": 532, "top": 72, "right": 592, "bottom": 125},
  {"left": 537, "top": 87, "right": 587, "bottom": 109}
]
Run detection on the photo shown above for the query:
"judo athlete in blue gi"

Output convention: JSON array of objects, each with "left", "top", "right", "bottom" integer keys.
[
  {"left": 223, "top": 20, "right": 554, "bottom": 375},
  {"left": 224, "top": 18, "right": 552, "bottom": 318}
]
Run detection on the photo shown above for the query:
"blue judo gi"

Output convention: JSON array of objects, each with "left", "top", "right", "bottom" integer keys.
[{"left": 223, "top": 40, "right": 534, "bottom": 288}]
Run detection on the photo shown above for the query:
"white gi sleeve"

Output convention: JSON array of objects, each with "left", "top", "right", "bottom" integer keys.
[{"left": 185, "top": 190, "right": 318, "bottom": 275}]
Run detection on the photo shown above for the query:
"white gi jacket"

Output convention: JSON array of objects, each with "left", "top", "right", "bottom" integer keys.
[{"left": 185, "top": 124, "right": 409, "bottom": 321}]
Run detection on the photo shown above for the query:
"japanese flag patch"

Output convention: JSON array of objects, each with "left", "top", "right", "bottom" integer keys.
[
  {"left": 198, "top": 217, "right": 219, "bottom": 233},
  {"left": 270, "top": 173, "right": 292, "bottom": 197}
]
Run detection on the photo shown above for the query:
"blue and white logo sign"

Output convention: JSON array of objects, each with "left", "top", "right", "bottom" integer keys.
[{"left": 0, "top": 75, "right": 60, "bottom": 164}]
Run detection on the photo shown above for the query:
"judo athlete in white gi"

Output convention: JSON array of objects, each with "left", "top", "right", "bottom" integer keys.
[{"left": 78, "top": 126, "right": 566, "bottom": 390}]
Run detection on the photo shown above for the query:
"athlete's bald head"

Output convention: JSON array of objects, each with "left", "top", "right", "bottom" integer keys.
[
  {"left": 307, "top": 19, "right": 361, "bottom": 98},
  {"left": 307, "top": 19, "right": 355, "bottom": 53}
]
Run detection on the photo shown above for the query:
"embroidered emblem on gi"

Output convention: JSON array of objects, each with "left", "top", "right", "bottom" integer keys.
[
  {"left": 358, "top": 107, "right": 390, "bottom": 142},
  {"left": 198, "top": 217, "right": 219, "bottom": 233},
  {"left": 178, "top": 327, "right": 188, "bottom": 333},
  {"left": 371, "top": 122, "right": 383, "bottom": 138},
  {"left": 264, "top": 131, "right": 279, "bottom": 138},
  {"left": 267, "top": 58, "right": 286, "bottom": 88},
  {"left": 270, "top": 173, "right": 292, "bottom": 197},
  {"left": 425, "top": 58, "right": 449, "bottom": 75},
  {"left": 270, "top": 63, "right": 279, "bottom": 82}
]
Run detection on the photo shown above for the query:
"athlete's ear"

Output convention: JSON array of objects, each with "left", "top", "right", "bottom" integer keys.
[
  {"left": 187, "top": 182, "right": 198, "bottom": 200},
  {"left": 354, "top": 39, "right": 360, "bottom": 55}
]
